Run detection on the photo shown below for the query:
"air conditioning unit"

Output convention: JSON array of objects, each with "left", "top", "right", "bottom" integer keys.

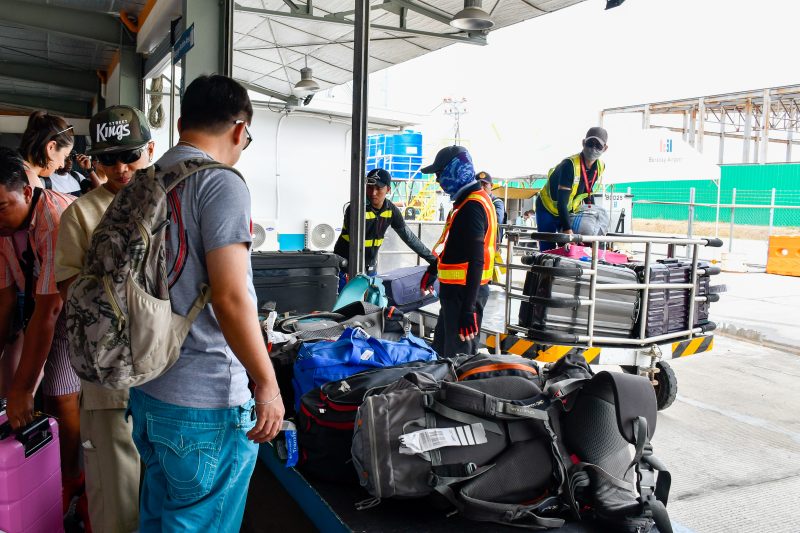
[
  {"left": 252, "top": 219, "right": 279, "bottom": 251},
  {"left": 305, "top": 219, "right": 338, "bottom": 251}
]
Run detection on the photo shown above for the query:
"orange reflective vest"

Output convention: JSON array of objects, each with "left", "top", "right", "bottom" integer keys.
[{"left": 432, "top": 189, "right": 498, "bottom": 286}]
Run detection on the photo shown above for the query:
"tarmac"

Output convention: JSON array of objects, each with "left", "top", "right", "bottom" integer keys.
[{"left": 712, "top": 271, "right": 800, "bottom": 352}]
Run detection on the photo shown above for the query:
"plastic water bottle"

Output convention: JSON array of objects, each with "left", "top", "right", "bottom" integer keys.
[{"left": 281, "top": 420, "right": 298, "bottom": 468}]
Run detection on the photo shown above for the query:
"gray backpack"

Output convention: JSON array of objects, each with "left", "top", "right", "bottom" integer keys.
[
  {"left": 351, "top": 371, "right": 573, "bottom": 529},
  {"left": 66, "top": 158, "right": 243, "bottom": 389},
  {"left": 351, "top": 369, "right": 672, "bottom": 532}
]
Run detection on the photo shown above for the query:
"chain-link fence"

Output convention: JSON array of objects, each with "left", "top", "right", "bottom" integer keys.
[{"left": 630, "top": 187, "right": 800, "bottom": 250}]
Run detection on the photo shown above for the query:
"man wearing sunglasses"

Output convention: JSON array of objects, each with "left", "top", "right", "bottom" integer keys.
[
  {"left": 54, "top": 104, "right": 154, "bottom": 533},
  {"left": 126, "top": 75, "right": 282, "bottom": 532},
  {"left": 536, "top": 127, "right": 609, "bottom": 251}
]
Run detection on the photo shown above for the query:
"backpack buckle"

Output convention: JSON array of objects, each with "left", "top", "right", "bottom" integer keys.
[{"left": 637, "top": 463, "right": 657, "bottom": 499}]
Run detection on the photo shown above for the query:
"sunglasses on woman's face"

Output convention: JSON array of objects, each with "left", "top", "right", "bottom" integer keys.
[{"left": 96, "top": 147, "right": 144, "bottom": 166}]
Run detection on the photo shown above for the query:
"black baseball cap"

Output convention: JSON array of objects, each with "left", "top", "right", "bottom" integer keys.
[
  {"left": 584, "top": 126, "right": 608, "bottom": 147},
  {"left": 420, "top": 145, "right": 468, "bottom": 175},
  {"left": 88, "top": 105, "right": 152, "bottom": 155},
  {"left": 366, "top": 168, "right": 391, "bottom": 187},
  {"left": 476, "top": 171, "right": 492, "bottom": 185}
]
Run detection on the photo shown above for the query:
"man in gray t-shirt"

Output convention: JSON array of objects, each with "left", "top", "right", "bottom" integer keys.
[{"left": 128, "top": 75, "right": 283, "bottom": 532}]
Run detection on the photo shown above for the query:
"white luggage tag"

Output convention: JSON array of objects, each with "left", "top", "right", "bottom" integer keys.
[{"left": 399, "top": 423, "right": 487, "bottom": 455}]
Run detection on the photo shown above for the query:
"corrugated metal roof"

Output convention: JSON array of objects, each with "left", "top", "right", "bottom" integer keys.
[
  {"left": 0, "top": 0, "right": 144, "bottom": 116},
  {"left": 234, "top": 0, "right": 587, "bottom": 100}
]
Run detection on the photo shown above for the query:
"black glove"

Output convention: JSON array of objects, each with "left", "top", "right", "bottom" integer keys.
[
  {"left": 420, "top": 263, "right": 438, "bottom": 292},
  {"left": 457, "top": 310, "right": 479, "bottom": 339}
]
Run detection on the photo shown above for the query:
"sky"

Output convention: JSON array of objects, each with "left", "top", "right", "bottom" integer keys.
[{"left": 325, "top": 0, "right": 800, "bottom": 177}]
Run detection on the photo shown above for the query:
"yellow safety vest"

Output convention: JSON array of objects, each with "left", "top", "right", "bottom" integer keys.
[
  {"left": 539, "top": 154, "right": 605, "bottom": 217},
  {"left": 432, "top": 189, "right": 498, "bottom": 286}
]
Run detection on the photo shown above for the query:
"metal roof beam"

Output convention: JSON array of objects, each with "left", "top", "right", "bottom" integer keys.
[
  {"left": 0, "top": 91, "right": 92, "bottom": 117},
  {"left": 0, "top": 0, "right": 132, "bottom": 48},
  {"left": 237, "top": 80, "right": 291, "bottom": 102},
  {"left": 234, "top": 4, "right": 487, "bottom": 45},
  {"left": 389, "top": 0, "right": 453, "bottom": 26},
  {"left": 0, "top": 61, "right": 98, "bottom": 94}
]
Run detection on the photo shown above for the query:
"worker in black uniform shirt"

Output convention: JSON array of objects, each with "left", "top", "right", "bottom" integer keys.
[
  {"left": 333, "top": 168, "right": 436, "bottom": 278},
  {"left": 536, "top": 126, "right": 608, "bottom": 251},
  {"left": 420, "top": 146, "right": 497, "bottom": 358}
]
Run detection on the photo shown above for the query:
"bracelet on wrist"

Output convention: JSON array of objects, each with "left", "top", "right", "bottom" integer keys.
[{"left": 255, "top": 391, "right": 281, "bottom": 405}]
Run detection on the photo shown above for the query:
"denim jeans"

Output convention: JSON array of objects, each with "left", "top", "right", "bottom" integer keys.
[
  {"left": 128, "top": 389, "right": 258, "bottom": 532},
  {"left": 535, "top": 197, "right": 560, "bottom": 252}
]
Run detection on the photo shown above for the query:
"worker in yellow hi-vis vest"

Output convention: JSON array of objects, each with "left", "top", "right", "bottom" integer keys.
[
  {"left": 419, "top": 146, "right": 497, "bottom": 358},
  {"left": 536, "top": 127, "right": 608, "bottom": 251}
]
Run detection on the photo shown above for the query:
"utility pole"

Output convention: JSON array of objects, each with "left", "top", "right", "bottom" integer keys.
[{"left": 443, "top": 97, "right": 467, "bottom": 145}]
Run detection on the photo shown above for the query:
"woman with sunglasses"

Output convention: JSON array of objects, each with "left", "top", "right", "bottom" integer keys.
[
  {"left": 18, "top": 111, "right": 75, "bottom": 189},
  {"left": 535, "top": 127, "right": 609, "bottom": 251}
]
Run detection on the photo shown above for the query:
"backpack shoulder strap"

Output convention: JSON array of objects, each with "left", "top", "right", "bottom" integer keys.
[{"left": 160, "top": 158, "right": 245, "bottom": 193}]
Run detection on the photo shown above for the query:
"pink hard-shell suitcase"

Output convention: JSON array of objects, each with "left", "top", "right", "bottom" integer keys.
[
  {"left": 0, "top": 405, "right": 63, "bottom": 533},
  {"left": 546, "top": 244, "right": 630, "bottom": 264}
]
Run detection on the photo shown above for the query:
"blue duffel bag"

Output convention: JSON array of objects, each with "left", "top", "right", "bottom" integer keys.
[{"left": 292, "top": 327, "right": 437, "bottom": 410}]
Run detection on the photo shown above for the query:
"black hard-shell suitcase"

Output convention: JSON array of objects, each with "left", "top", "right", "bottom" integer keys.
[
  {"left": 633, "top": 259, "right": 720, "bottom": 337},
  {"left": 379, "top": 265, "right": 439, "bottom": 312},
  {"left": 251, "top": 251, "right": 343, "bottom": 314},
  {"left": 519, "top": 252, "right": 639, "bottom": 340}
]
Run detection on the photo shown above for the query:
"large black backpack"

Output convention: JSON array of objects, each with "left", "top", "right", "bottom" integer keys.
[{"left": 351, "top": 366, "right": 672, "bottom": 532}]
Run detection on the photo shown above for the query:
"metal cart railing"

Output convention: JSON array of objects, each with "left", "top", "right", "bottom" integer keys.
[{"left": 485, "top": 229, "right": 725, "bottom": 410}]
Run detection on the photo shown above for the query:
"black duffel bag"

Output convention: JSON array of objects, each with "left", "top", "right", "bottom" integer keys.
[{"left": 297, "top": 359, "right": 456, "bottom": 483}]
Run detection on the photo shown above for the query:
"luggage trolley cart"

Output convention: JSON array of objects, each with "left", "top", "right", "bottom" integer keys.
[{"left": 487, "top": 230, "right": 724, "bottom": 410}]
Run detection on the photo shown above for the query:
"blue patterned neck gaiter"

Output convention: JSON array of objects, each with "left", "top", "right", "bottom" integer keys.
[{"left": 438, "top": 151, "right": 475, "bottom": 200}]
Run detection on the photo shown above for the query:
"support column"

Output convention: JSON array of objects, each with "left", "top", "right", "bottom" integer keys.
[
  {"left": 348, "top": 0, "right": 370, "bottom": 278},
  {"left": 742, "top": 98, "right": 752, "bottom": 163},
  {"left": 787, "top": 104, "right": 795, "bottom": 162},
  {"left": 760, "top": 88, "right": 770, "bottom": 164},
  {"left": 688, "top": 107, "right": 697, "bottom": 147},
  {"left": 682, "top": 111, "right": 689, "bottom": 141},
  {"left": 642, "top": 105, "right": 650, "bottom": 129},
  {"left": 181, "top": 0, "right": 234, "bottom": 88},
  {"left": 697, "top": 97, "right": 705, "bottom": 152},
  {"left": 753, "top": 129, "right": 760, "bottom": 163},
  {"left": 105, "top": 47, "right": 143, "bottom": 108},
  {"left": 718, "top": 106, "right": 725, "bottom": 164}
]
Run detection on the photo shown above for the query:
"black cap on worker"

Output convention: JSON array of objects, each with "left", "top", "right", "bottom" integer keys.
[
  {"left": 476, "top": 171, "right": 492, "bottom": 186},
  {"left": 420, "top": 145, "right": 468, "bottom": 175},
  {"left": 584, "top": 126, "right": 609, "bottom": 147},
  {"left": 366, "top": 168, "right": 391, "bottom": 188}
]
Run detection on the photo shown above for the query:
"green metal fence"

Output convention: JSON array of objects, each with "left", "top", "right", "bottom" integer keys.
[{"left": 621, "top": 163, "right": 800, "bottom": 227}]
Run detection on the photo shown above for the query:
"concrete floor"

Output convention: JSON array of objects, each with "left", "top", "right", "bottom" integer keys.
[{"left": 648, "top": 335, "right": 800, "bottom": 533}]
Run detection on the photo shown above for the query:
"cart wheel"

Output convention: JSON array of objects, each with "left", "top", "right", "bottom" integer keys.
[{"left": 654, "top": 360, "right": 678, "bottom": 411}]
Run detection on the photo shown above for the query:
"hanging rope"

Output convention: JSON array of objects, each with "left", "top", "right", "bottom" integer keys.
[{"left": 148, "top": 76, "right": 166, "bottom": 129}]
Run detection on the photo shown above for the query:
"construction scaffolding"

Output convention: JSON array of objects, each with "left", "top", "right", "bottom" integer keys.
[{"left": 600, "top": 84, "right": 800, "bottom": 164}]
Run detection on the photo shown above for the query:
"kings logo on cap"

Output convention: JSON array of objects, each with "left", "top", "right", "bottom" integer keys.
[{"left": 96, "top": 120, "right": 132, "bottom": 142}]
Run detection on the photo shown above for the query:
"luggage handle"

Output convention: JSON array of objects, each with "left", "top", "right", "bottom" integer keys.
[
  {"left": 526, "top": 296, "right": 583, "bottom": 309},
  {"left": 525, "top": 264, "right": 585, "bottom": 278},
  {"left": 0, "top": 414, "right": 54, "bottom": 458}
]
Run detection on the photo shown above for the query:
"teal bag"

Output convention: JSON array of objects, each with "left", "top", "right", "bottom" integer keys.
[{"left": 334, "top": 274, "right": 387, "bottom": 311}]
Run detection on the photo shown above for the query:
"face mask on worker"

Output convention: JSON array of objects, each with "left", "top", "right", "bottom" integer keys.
[
  {"left": 437, "top": 152, "right": 475, "bottom": 200},
  {"left": 582, "top": 140, "right": 604, "bottom": 163}
]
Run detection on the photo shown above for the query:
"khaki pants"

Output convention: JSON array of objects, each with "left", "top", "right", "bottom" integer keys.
[{"left": 80, "top": 407, "right": 140, "bottom": 533}]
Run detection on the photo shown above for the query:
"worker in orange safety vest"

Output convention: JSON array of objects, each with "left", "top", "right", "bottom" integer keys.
[{"left": 420, "top": 146, "right": 497, "bottom": 358}]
